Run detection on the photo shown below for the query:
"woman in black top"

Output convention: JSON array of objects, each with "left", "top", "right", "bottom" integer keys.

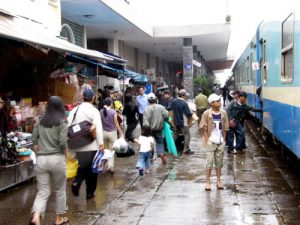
[{"left": 122, "top": 94, "right": 139, "bottom": 142}]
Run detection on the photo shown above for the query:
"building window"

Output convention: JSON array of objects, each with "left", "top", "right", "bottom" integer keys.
[
  {"left": 60, "top": 24, "right": 75, "bottom": 44},
  {"left": 281, "top": 13, "right": 294, "bottom": 83}
]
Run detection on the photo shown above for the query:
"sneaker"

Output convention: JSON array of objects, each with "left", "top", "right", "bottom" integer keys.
[
  {"left": 139, "top": 168, "right": 144, "bottom": 176},
  {"left": 228, "top": 149, "right": 238, "bottom": 154},
  {"left": 184, "top": 149, "right": 195, "bottom": 155},
  {"left": 231, "top": 149, "right": 238, "bottom": 154},
  {"left": 71, "top": 182, "right": 80, "bottom": 196},
  {"left": 86, "top": 193, "right": 95, "bottom": 200}
]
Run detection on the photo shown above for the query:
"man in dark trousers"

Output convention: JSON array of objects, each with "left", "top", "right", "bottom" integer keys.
[
  {"left": 226, "top": 91, "right": 262, "bottom": 153},
  {"left": 169, "top": 89, "right": 193, "bottom": 155}
]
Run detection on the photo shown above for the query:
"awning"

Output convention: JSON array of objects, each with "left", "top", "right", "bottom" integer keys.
[
  {"left": 120, "top": 69, "right": 149, "bottom": 84},
  {"left": 67, "top": 54, "right": 122, "bottom": 78},
  {"left": 0, "top": 14, "right": 112, "bottom": 61}
]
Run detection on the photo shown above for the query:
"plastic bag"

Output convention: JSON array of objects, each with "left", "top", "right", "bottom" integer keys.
[
  {"left": 92, "top": 149, "right": 115, "bottom": 173},
  {"left": 163, "top": 121, "right": 178, "bottom": 156},
  {"left": 66, "top": 152, "right": 78, "bottom": 179},
  {"left": 113, "top": 138, "right": 128, "bottom": 153}
]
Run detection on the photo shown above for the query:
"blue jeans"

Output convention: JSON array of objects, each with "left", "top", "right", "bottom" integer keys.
[
  {"left": 227, "top": 122, "right": 245, "bottom": 151},
  {"left": 136, "top": 151, "right": 151, "bottom": 170},
  {"left": 152, "top": 130, "right": 164, "bottom": 156}
]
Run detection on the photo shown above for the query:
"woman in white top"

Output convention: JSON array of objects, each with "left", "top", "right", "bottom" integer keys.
[{"left": 134, "top": 127, "right": 155, "bottom": 176}]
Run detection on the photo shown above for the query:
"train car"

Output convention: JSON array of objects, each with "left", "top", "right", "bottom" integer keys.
[{"left": 233, "top": 11, "right": 300, "bottom": 158}]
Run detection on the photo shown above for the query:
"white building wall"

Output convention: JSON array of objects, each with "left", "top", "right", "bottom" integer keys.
[
  {"left": 0, "top": 0, "right": 61, "bottom": 36},
  {"left": 138, "top": 51, "right": 147, "bottom": 73},
  {"left": 149, "top": 55, "right": 156, "bottom": 70},
  {"left": 122, "top": 44, "right": 135, "bottom": 70}
]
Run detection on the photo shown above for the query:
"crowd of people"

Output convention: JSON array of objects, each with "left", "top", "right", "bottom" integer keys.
[{"left": 28, "top": 84, "right": 262, "bottom": 225}]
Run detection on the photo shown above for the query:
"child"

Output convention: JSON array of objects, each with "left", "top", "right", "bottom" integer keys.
[
  {"left": 200, "top": 93, "right": 229, "bottom": 191},
  {"left": 134, "top": 127, "right": 155, "bottom": 176}
]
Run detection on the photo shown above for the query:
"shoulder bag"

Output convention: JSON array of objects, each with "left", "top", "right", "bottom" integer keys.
[{"left": 68, "top": 106, "right": 96, "bottom": 149}]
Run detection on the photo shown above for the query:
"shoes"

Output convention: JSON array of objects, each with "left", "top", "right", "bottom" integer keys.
[
  {"left": 86, "top": 193, "right": 95, "bottom": 200},
  {"left": 54, "top": 217, "right": 69, "bottom": 225},
  {"left": 71, "top": 182, "right": 80, "bottom": 196},
  {"left": 184, "top": 149, "right": 194, "bottom": 155},
  {"left": 160, "top": 155, "right": 167, "bottom": 165},
  {"left": 228, "top": 149, "right": 238, "bottom": 154},
  {"left": 139, "top": 168, "right": 144, "bottom": 176}
]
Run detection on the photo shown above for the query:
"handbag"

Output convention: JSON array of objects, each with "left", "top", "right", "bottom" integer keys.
[{"left": 68, "top": 106, "right": 95, "bottom": 149}]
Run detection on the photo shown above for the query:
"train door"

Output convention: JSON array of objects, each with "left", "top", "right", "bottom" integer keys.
[{"left": 256, "top": 27, "right": 264, "bottom": 121}]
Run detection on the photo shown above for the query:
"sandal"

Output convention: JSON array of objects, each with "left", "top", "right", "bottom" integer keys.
[
  {"left": 54, "top": 217, "right": 69, "bottom": 225},
  {"left": 217, "top": 183, "right": 224, "bottom": 189},
  {"left": 205, "top": 183, "right": 211, "bottom": 191},
  {"left": 29, "top": 214, "right": 41, "bottom": 225}
]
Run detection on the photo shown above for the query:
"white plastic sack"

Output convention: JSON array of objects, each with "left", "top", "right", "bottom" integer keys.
[{"left": 112, "top": 138, "right": 128, "bottom": 153}]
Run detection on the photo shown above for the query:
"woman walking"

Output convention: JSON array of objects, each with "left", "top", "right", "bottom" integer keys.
[
  {"left": 30, "top": 96, "right": 68, "bottom": 225},
  {"left": 100, "top": 97, "right": 124, "bottom": 173},
  {"left": 122, "top": 94, "right": 139, "bottom": 142}
]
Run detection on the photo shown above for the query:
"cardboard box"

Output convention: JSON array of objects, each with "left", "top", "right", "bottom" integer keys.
[{"left": 53, "top": 80, "right": 77, "bottom": 104}]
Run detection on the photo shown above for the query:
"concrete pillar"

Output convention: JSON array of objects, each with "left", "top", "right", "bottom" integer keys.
[
  {"left": 107, "top": 38, "right": 120, "bottom": 89},
  {"left": 183, "top": 38, "right": 194, "bottom": 98},
  {"left": 134, "top": 48, "right": 139, "bottom": 72}
]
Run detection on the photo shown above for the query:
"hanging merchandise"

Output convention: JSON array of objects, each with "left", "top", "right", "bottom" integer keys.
[{"left": 0, "top": 135, "right": 20, "bottom": 166}]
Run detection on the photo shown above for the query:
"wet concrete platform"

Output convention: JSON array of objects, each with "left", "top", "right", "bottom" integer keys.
[{"left": 1, "top": 121, "right": 300, "bottom": 224}]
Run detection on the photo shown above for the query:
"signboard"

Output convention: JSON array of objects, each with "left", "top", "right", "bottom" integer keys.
[
  {"left": 184, "top": 64, "right": 193, "bottom": 70},
  {"left": 145, "top": 84, "right": 152, "bottom": 94},
  {"left": 192, "top": 60, "right": 202, "bottom": 68},
  {"left": 145, "top": 68, "right": 156, "bottom": 82},
  {"left": 252, "top": 62, "right": 259, "bottom": 71}
]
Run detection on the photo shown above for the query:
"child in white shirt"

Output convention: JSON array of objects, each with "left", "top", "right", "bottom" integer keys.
[{"left": 134, "top": 127, "right": 155, "bottom": 176}]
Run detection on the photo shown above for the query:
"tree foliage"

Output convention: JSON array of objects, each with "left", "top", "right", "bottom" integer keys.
[{"left": 193, "top": 75, "right": 212, "bottom": 96}]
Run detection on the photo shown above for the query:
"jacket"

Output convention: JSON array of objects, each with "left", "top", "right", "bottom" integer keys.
[
  {"left": 199, "top": 108, "right": 229, "bottom": 142},
  {"left": 143, "top": 103, "right": 169, "bottom": 131},
  {"left": 226, "top": 100, "right": 262, "bottom": 122},
  {"left": 169, "top": 98, "right": 192, "bottom": 128},
  {"left": 32, "top": 119, "right": 68, "bottom": 155}
]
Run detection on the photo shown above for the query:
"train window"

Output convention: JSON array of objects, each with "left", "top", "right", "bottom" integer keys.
[
  {"left": 281, "top": 13, "right": 294, "bottom": 83},
  {"left": 250, "top": 53, "right": 256, "bottom": 84}
]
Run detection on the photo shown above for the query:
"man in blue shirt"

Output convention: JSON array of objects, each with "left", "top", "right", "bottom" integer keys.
[
  {"left": 169, "top": 89, "right": 193, "bottom": 155},
  {"left": 136, "top": 86, "right": 149, "bottom": 128}
]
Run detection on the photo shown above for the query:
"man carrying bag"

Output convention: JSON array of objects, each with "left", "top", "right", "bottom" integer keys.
[{"left": 67, "top": 89, "right": 104, "bottom": 200}]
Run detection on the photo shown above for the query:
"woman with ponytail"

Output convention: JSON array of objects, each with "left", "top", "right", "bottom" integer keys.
[{"left": 100, "top": 97, "right": 124, "bottom": 173}]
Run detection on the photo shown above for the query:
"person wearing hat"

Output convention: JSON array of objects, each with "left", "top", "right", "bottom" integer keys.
[
  {"left": 67, "top": 88, "right": 104, "bottom": 199},
  {"left": 228, "top": 90, "right": 239, "bottom": 102},
  {"left": 168, "top": 89, "right": 194, "bottom": 155},
  {"left": 143, "top": 93, "right": 169, "bottom": 165},
  {"left": 226, "top": 91, "right": 262, "bottom": 154},
  {"left": 194, "top": 88, "right": 208, "bottom": 125},
  {"left": 200, "top": 93, "right": 229, "bottom": 191}
]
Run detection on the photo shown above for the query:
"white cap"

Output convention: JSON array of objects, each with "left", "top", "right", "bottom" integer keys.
[
  {"left": 147, "top": 93, "right": 156, "bottom": 100},
  {"left": 208, "top": 93, "right": 221, "bottom": 104}
]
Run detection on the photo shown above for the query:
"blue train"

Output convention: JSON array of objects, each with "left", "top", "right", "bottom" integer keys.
[{"left": 233, "top": 12, "right": 300, "bottom": 158}]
